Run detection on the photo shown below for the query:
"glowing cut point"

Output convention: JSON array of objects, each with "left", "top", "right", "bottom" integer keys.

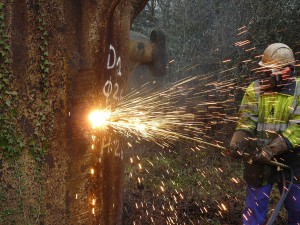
[
  {"left": 134, "top": 122, "right": 146, "bottom": 131},
  {"left": 88, "top": 110, "right": 112, "bottom": 129},
  {"left": 90, "top": 168, "right": 95, "bottom": 175}
]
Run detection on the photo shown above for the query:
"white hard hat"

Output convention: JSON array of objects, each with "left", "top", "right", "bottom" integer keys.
[{"left": 259, "top": 43, "right": 295, "bottom": 68}]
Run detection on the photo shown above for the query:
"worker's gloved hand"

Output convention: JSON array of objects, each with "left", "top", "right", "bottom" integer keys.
[
  {"left": 229, "top": 130, "right": 252, "bottom": 159},
  {"left": 252, "top": 146, "right": 273, "bottom": 163},
  {"left": 253, "top": 136, "right": 288, "bottom": 163}
]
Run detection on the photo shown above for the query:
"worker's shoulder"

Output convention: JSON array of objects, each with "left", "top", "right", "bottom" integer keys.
[
  {"left": 295, "top": 77, "right": 300, "bottom": 95},
  {"left": 245, "top": 80, "right": 258, "bottom": 90}
]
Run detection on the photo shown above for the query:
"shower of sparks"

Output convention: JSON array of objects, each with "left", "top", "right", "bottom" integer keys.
[{"left": 88, "top": 71, "right": 243, "bottom": 149}]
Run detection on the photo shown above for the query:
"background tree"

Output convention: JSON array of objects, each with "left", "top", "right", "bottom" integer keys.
[{"left": 125, "top": 0, "right": 300, "bottom": 224}]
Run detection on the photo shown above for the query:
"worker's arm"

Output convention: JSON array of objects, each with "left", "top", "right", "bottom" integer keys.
[
  {"left": 255, "top": 85, "right": 300, "bottom": 163},
  {"left": 230, "top": 82, "right": 258, "bottom": 157},
  {"left": 236, "top": 82, "right": 258, "bottom": 134},
  {"left": 282, "top": 94, "right": 300, "bottom": 150}
]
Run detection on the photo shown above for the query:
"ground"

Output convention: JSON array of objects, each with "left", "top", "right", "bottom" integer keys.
[{"left": 123, "top": 142, "right": 288, "bottom": 224}]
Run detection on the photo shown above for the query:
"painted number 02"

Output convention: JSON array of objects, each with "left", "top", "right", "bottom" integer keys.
[{"left": 103, "top": 79, "right": 122, "bottom": 100}]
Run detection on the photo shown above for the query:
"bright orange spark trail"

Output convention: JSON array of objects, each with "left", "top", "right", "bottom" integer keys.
[{"left": 89, "top": 69, "right": 241, "bottom": 148}]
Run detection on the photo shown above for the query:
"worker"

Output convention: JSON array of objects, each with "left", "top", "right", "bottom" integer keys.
[{"left": 230, "top": 43, "right": 300, "bottom": 225}]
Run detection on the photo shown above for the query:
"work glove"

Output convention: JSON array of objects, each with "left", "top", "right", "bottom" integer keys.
[
  {"left": 229, "top": 130, "right": 252, "bottom": 159},
  {"left": 253, "top": 136, "right": 288, "bottom": 164}
]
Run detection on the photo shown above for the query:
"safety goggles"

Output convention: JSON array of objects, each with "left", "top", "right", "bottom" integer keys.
[{"left": 257, "top": 66, "right": 291, "bottom": 78}]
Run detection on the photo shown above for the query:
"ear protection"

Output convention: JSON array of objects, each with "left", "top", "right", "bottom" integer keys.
[
  {"left": 290, "top": 66, "right": 296, "bottom": 76},
  {"left": 280, "top": 66, "right": 292, "bottom": 80},
  {"left": 281, "top": 66, "right": 291, "bottom": 75}
]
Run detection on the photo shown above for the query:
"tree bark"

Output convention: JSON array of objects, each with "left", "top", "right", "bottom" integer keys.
[{"left": 0, "top": 0, "right": 148, "bottom": 224}]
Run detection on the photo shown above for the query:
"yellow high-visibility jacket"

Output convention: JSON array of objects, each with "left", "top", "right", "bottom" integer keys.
[{"left": 236, "top": 77, "right": 300, "bottom": 186}]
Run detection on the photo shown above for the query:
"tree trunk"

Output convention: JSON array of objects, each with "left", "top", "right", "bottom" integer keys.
[{"left": 0, "top": 0, "right": 148, "bottom": 224}]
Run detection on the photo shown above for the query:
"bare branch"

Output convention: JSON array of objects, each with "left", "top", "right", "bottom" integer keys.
[{"left": 130, "top": 0, "right": 149, "bottom": 23}]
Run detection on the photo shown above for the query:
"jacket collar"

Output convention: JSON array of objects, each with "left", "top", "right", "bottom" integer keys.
[{"left": 260, "top": 76, "right": 296, "bottom": 96}]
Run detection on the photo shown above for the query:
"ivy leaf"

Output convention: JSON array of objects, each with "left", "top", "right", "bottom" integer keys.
[
  {"left": 19, "top": 141, "right": 25, "bottom": 148},
  {"left": 4, "top": 44, "right": 10, "bottom": 50},
  {"left": 5, "top": 100, "right": 11, "bottom": 107},
  {"left": 29, "top": 139, "right": 35, "bottom": 147},
  {"left": 0, "top": 3, "right": 4, "bottom": 10},
  {"left": 41, "top": 136, "right": 47, "bottom": 141},
  {"left": 7, "top": 136, "right": 13, "bottom": 144},
  {"left": 43, "top": 51, "right": 48, "bottom": 56},
  {"left": 11, "top": 108, "right": 17, "bottom": 117},
  {"left": 3, "top": 78, "right": 8, "bottom": 84},
  {"left": 9, "top": 91, "right": 18, "bottom": 96},
  {"left": 44, "top": 68, "right": 49, "bottom": 73}
]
